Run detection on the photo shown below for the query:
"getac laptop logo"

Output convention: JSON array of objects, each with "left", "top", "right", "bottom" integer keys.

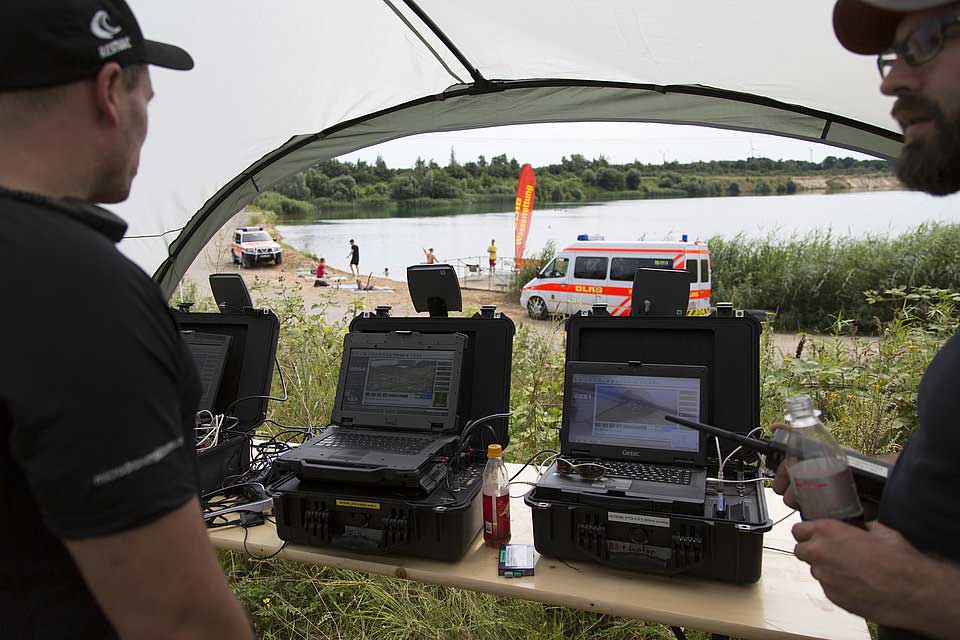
[
  {"left": 622, "top": 450, "right": 644, "bottom": 457},
  {"left": 90, "top": 10, "right": 122, "bottom": 40}
]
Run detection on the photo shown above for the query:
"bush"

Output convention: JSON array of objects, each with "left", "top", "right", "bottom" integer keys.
[
  {"left": 709, "top": 223, "right": 960, "bottom": 331},
  {"left": 727, "top": 182, "right": 741, "bottom": 196},
  {"left": 389, "top": 175, "right": 420, "bottom": 200},
  {"left": 658, "top": 173, "right": 681, "bottom": 188},
  {"left": 596, "top": 168, "right": 626, "bottom": 191},
  {"left": 253, "top": 191, "right": 315, "bottom": 218},
  {"left": 329, "top": 175, "right": 358, "bottom": 201},
  {"left": 508, "top": 240, "right": 557, "bottom": 298},
  {"left": 625, "top": 169, "right": 642, "bottom": 190},
  {"left": 754, "top": 180, "right": 772, "bottom": 195}
]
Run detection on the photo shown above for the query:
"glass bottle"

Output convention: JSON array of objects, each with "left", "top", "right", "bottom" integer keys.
[
  {"left": 482, "top": 444, "right": 511, "bottom": 546},
  {"left": 780, "top": 395, "right": 864, "bottom": 525}
]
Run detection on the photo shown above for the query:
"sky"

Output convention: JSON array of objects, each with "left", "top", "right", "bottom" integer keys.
[{"left": 338, "top": 122, "right": 879, "bottom": 169}]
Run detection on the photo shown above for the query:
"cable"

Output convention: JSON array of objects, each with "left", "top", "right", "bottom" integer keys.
[
  {"left": 763, "top": 545, "right": 795, "bottom": 556},
  {"left": 772, "top": 509, "right": 798, "bottom": 528},
  {"left": 242, "top": 526, "right": 288, "bottom": 560},
  {"left": 707, "top": 477, "right": 769, "bottom": 484},
  {"left": 224, "top": 356, "right": 289, "bottom": 415},
  {"left": 508, "top": 449, "right": 560, "bottom": 482},
  {"left": 718, "top": 427, "right": 764, "bottom": 480}
]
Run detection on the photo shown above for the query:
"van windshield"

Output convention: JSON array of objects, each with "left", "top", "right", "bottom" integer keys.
[{"left": 540, "top": 257, "right": 569, "bottom": 279}]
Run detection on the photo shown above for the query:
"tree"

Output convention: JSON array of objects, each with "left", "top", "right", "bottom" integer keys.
[
  {"left": 276, "top": 174, "right": 310, "bottom": 201},
  {"left": 596, "top": 167, "right": 626, "bottom": 191},
  {"left": 581, "top": 169, "right": 597, "bottom": 186},
  {"left": 625, "top": 169, "right": 642, "bottom": 190},
  {"left": 726, "top": 182, "right": 741, "bottom": 196},
  {"left": 390, "top": 175, "right": 420, "bottom": 200},
  {"left": 304, "top": 169, "right": 329, "bottom": 198},
  {"left": 428, "top": 175, "right": 461, "bottom": 199},
  {"left": 785, "top": 179, "right": 798, "bottom": 194},
  {"left": 329, "top": 175, "right": 358, "bottom": 200}
]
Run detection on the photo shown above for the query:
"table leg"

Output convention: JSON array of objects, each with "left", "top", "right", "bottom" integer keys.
[{"left": 670, "top": 627, "right": 687, "bottom": 640}]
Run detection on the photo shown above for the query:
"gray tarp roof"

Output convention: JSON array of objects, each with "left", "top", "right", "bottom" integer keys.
[{"left": 112, "top": 1, "right": 903, "bottom": 297}]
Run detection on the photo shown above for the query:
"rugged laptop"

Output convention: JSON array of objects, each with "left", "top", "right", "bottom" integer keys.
[
  {"left": 537, "top": 361, "right": 709, "bottom": 508},
  {"left": 276, "top": 331, "right": 467, "bottom": 486}
]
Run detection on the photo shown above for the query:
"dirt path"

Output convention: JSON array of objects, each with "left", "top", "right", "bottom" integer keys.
[
  {"left": 180, "top": 210, "right": 527, "bottom": 325},
  {"left": 178, "top": 209, "right": 834, "bottom": 357}
]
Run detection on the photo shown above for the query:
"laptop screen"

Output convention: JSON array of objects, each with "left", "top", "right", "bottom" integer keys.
[
  {"left": 340, "top": 348, "right": 455, "bottom": 417},
  {"left": 564, "top": 363, "right": 707, "bottom": 462},
  {"left": 182, "top": 331, "right": 232, "bottom": 413}
]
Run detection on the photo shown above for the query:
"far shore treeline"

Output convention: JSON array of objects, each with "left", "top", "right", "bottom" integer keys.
[{"left": 255, "top": 153, "right": 893, "bottom": 219}]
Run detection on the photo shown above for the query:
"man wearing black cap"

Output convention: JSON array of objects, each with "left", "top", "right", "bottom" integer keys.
[
  {"left": 0, "top": 2, "right": 253, "bottom": 638},
  {"left": 771, "top": 2, "right": 960, "bottom": 639}
]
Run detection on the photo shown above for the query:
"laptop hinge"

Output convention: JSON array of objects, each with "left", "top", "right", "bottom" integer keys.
[
  {"left": 430, "top": 422, "right": 446, "bottom": 431},
  {"left": 570, "top": 448, "right": 591, "bottom": 457},
  {"left": 674, "top": 458, "right": 697, "bottom": 466},
  {"left": 341, "top": 417, "right": 353, "bottom": 426}
]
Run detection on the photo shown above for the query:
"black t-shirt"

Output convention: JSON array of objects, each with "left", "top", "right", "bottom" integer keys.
[
  {"left": 350, "top": 244, "right": 360, "bottom": 264},
  {"left": 0, "top": 188, "right": 201, "bottom": 638},
  {"left": 878, "top": 330, "right": 960, "bottom": 640}
]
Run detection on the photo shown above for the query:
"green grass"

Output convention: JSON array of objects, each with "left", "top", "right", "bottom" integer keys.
[
  {"left": 176, "top": 275, "right": 958, "bottom": 639},
  {"left": 710, "top": 223, "right": 960, "bottom": 332}
]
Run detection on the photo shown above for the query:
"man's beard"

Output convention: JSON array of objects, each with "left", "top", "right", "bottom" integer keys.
[{"left": 894, "top": 96, "right": 960, "bottom": 196}]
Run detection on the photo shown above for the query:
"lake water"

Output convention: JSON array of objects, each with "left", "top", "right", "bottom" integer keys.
[{"left": 277, "top": 190, "right": 960, "bottom": 281}]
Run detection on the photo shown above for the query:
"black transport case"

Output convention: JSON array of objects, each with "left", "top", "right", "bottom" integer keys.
[
  {"left": 525, "top": 309, "right": 772, "bottom": 583},
  {"left": 273, "top": 306, "right": 514, "bottom": 561},
  {"left": 172, "top": 308, "right": 280, "bottom": 495}
]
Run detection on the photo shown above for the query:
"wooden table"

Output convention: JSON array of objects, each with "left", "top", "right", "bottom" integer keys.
[{"left": 210, "top": 464, "right": 870, "bottom": 640}]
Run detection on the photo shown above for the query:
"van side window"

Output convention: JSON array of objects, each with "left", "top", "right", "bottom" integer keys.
[
  {"left": 610, "top": 257, "right": 672, "bottom": 281},
  {"left": 700, "top": 258, "right": 710, "bottom": 283},
  {"left": 686, "top": 259, "right": 699, "bottom": 282},
  {"left": 541, "top": 257, "right": 569, "bottom": 279},
  {"left": 234, "top": 232, "right": 241, "bottom": 244},
  {"left": 574, "top": 256, "right": 608, "bottom": 280}
]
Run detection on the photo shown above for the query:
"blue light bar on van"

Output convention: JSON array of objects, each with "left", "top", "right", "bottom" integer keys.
[{"left": 577, "top": 234, "right": 605, "bottom": 241}]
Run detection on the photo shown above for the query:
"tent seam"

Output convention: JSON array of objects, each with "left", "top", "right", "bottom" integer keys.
[{"left": 382, "top": 0, "right": 466, "bottom": 85}]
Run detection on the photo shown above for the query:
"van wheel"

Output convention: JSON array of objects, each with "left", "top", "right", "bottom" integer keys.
[
  {"left": 231, "top": 251, "right": 239, "bottom": 265},
  {"left": 242, "top": 254, "right": 254, "bottom": 268},
  {"left": 274, "top": 254, "right": 283, "bottom": 266},
  {"left": 527, "top": 296, "right": 548, "bottom": 320}
]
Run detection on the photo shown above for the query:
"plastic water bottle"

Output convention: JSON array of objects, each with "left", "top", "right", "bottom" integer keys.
[
  {"left": 482, "top": 444, "right": 511, "bottom": 546},
  {"left": 780, "top": 395, "right": 865, "bottom": 526}
]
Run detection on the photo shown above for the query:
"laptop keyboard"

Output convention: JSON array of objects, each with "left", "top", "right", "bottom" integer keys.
[
  {"left": 314, "top": 432, "right": 433, "bottom": 455},
  {"left": 575, "top": 460, "right": 693, "bottom": 485}
]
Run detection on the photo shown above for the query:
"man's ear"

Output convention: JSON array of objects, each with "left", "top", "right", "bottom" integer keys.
[{"left": 93, "top": 63, "right": 125, "bottom": 128}]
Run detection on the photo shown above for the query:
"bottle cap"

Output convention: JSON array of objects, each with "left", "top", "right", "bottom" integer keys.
[
  {"left": 487, "top": 444, "right": 503, "bottom": 458},
  {"left": 785, "top": 394, "right": 821, "bottom": 422}
]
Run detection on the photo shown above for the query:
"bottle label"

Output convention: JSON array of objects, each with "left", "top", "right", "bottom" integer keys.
[
  {"left": 483, "top": 493, "right": 511, "bottom": 539},
  {"left": 790, "top": 458, "right": 863, "bottom": 520}
]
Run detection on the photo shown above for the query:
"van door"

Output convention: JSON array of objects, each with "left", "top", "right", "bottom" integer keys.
[
  {"left": 529, "top": 255, "right": 570, "bottom": 316},
  {"left": 570, "top": 255, "right": 608, "bottom": 313}
]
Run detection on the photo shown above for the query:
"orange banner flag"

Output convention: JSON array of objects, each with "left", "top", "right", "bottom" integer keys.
[{"left": 514, "top": 164, "right": 536, "bottom": 263}]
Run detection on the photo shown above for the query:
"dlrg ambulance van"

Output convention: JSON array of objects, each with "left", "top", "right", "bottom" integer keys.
[{"left": 520, "top": 238, "right": 711, "bottom": 319}]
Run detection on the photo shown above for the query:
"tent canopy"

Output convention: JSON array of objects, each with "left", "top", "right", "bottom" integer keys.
[{"left": 113, "top": 1, "right": 902, "bottom": 297}]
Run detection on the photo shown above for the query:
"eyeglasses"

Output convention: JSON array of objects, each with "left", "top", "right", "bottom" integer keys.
[
  {"left": 555, "top": 458, "right": 610, "bottom": 480},
  {"left": 877, "top": 15, "right": 960, "bottom": 78}
]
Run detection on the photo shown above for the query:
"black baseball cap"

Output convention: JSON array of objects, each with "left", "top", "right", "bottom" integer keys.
[
  {"left": 1, "top": 0, "right": 194, "bottom": 90},
  {"left": 833, "top": 0, "right": 957, "bottom": 54}
]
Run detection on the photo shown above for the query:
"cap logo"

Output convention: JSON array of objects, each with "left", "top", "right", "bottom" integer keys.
[{"left": 90, "top": 10, "right": 123, "bottom": 40}]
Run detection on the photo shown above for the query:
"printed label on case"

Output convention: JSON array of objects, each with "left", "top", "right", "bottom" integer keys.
[
  {"left": 336, "top": 499, "right": 381, "bottom": 510},
  {"left": 608, "top": 512, "right": 670, "bottom": 528},
  {"left": 846, "top": 455, "right": 889, "bottom": 478}
]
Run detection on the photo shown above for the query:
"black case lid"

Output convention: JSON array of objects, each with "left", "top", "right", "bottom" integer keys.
[
  {"left": 349, "top": 308, "right": 515, "bottom": 450},
  {"left": 564, "top": 312, "right": 760, "bottom": 457},
  {"left": 173, "top": 308, "right": 280, "bottom": 432}
]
